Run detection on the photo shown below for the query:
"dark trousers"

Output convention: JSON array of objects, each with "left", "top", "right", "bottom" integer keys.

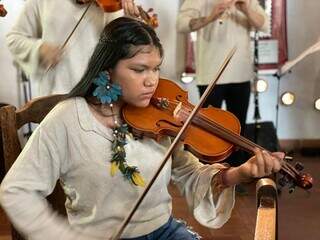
[{"left": 198, "top": 81, "right": 251, "bottom": 166}]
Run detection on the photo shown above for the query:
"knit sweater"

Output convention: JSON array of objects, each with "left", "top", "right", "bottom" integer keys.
[{"left": 0, "top": 97, "right": 235, "bottom": 239}]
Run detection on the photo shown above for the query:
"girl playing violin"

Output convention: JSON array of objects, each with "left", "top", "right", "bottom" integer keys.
[
  {"left": 6, "top": 0, "right": 140, "bottom": 97},
  {"left": 0, "top": 17, "right": 284, "bottom": 240}
]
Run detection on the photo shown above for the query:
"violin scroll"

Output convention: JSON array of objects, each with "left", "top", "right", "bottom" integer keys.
[
  {"left": 278, "top": 158, "right": 313, "bottom": 193},
  {"left": 299, "top": 173, "right": 313, "bottom": 189},
  {"left": 95, "top": 0, "right": 159, "bottom": 28},
  {"left": 137, "top": 6, "right": 158, "bottom": 28}
]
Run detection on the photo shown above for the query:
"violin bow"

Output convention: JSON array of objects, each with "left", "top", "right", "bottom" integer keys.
[
  {"left": 111, "top": 46, "right": 237, "bottom": 239},
  {"left": 45, "top": 1, "right": 158, "bottom": 73},
  {"left": 60, "top": 2, "right": 94, "bottom": 51},
  {"left": 45, "top": 2, "right": 93, "bottom": 73}
]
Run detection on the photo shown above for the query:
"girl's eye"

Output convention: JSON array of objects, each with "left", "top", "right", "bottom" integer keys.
[
  {"left": 132, "top": 68, "right": 144, "bottom": 73},
  {"left": 154, "top": 67, "right": 161, "bottom": 72}
]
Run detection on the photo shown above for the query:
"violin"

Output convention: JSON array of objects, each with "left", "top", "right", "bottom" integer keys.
[
  {"left": 0, "top": 3, "right": 7, "bottom": 17},
  {"left": 113, "top": 49, "right": 312, "bottom": 239},
  {"left": 95, "top": 0, "right": 158, "bottom": 28},
  {"left": 95, "top": 0, "right": 121, "bottom": 12},
  {"left": 76, "top": 1, "right": 158, "bottom": 28},
  {"left": 123, "top": 78, "right": 313, "bottom": 191}
]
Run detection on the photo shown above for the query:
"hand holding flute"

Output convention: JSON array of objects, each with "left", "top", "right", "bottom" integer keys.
[
  {"left": 216, "top": 0, "right": 251, "bottom": 24},
  {"left": 207, "top": 0, "right": 233, "bottom": 24}
]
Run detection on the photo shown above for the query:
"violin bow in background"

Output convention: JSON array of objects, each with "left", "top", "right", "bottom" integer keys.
[
  {"left": 45, "top": 0, "right": 158, "bottom": 73},
  {"left": 44, "top": 1, "right": 93, "bottom": 74}
]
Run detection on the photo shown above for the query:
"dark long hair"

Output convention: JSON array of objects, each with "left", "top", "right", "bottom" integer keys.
[{"left": 67, "top": 17, "right": 163, "bottom": 98}]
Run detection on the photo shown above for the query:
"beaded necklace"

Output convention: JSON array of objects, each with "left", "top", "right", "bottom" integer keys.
[{"left": 92, "top": 71, "right": 145, "bottom": 187}]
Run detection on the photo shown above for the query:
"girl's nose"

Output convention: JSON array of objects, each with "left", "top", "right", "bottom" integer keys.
[{"left": 144, "top": 74, "right": 157, "bottom": 87}]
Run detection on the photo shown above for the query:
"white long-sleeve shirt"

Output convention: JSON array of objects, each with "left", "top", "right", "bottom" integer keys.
[
  {"left": 177, "top": 0, "right": 269, "bottom": 85},
  {"left": 0, "top": 97, "right": 235, "bottom": 240},
  {"left": 6, "top": 0, "right": 122, "bottom": 97}
]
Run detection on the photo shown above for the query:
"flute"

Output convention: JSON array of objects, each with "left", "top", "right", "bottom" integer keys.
[
  {"left": 218, "top": 0, "right": 236, "bottom": 24},
  {"left": 218, "top": 9, "right": 231, "bottom": 24}
]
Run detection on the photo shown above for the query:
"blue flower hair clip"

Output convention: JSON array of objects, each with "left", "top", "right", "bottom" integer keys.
[{"left": 92, "top": 72, "right": 122, "bottom": 104}]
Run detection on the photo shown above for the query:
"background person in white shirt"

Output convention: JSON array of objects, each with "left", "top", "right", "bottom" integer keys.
[
  {"left": 6, "top": 0, "right": 139, "bottom": 97},
  {"left": 177, "top": 0, "right": 268, "bottom": 168},
  {"left": 0, "top": 17, "right": 283, "bottom": 240}
]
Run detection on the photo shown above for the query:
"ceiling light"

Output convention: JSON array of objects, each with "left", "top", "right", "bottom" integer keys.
[
  {"left": 180, "top": 72, "right": 195, "bottom": 84},
  {"left": 255, "top": 79, "right": 268, "bottom": 93},
  {"left": 281, "top": 92, "right": 295, "bottom": 106},
  {"left": 315, "top": 98, "right": 320, "bottom": 111}
]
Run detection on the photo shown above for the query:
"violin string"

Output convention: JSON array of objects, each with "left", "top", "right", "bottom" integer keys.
[
  {"left": 169, "top": 99, "right": 257, "bottom": 151},
  {"left": 169, "top": 101, "right": 300, "bottom": 183},
  {"left": 168, "top": 99, "right": 299, "bottom": 179},
  {"left": 282, "top": 161, "right": 299, "bottom": 177},
  {"left": 196, "top": 110, "right": 298, "bottom": 178},
  {"left": 193, "top": 109, "right": 299, "bottom": 177},
  {"left": 177, "top": 102, "right": 260, "bottom": 150},
  {"left": 165, "top": 97, "right": 299, "bottom": 178}
]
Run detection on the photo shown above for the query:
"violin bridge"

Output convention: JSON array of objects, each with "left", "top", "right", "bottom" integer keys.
[{"left": 173, "top": 102, "right": 183, "bottom": 119}]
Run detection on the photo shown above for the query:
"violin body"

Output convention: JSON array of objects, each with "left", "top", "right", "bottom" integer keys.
[
  {"left": 96, "top": 0, "right": 121, "bottom": 12},
  {"left": 123, "top": 78, "right": 241, "bottom": 163}
]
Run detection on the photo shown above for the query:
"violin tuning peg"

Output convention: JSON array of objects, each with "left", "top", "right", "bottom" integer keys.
[
  {"left": 288, "top": 184, "right": 296, "bottom": 194},
  {"left": 278, "top": 176, "right": 288, "bottom": 187},
  {"left": 277, "top": 187, "right": 282, "bottom": 195},
  {"left": 294, "top": 162, "right": 304, "bottom": 171}
]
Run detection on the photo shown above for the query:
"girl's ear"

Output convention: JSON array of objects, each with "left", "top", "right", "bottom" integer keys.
[{"left": 107, "top": 69, "right": 114, "bottom": 82}]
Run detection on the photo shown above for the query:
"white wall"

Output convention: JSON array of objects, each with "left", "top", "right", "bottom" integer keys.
[
  {"left": 246, "top": 0, "right": 320, "bottom": 139},
  {"left": 0, "top": 0, "right": 24, "bottom": 106},
  {"left": 138, "top": 0, "right": 185, "bottom": 81}
]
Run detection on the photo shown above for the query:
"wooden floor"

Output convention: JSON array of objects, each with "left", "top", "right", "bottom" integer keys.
[
  {"left": 0, "top": 207, "right": 10, "bottom": 240},
  {"left": 0, "top": 152, "right": 319, "bottom": 240}
]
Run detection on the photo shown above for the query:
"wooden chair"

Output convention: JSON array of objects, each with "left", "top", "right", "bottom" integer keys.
[
  {"left": 0, "top": 102, "right": 9, "bottom": 181},
  {"left": 254, "top": 178, "right": 278, "bottom": 240},
  {"left": 0, "top": 94, "right": 67, "bottom": 240}
]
